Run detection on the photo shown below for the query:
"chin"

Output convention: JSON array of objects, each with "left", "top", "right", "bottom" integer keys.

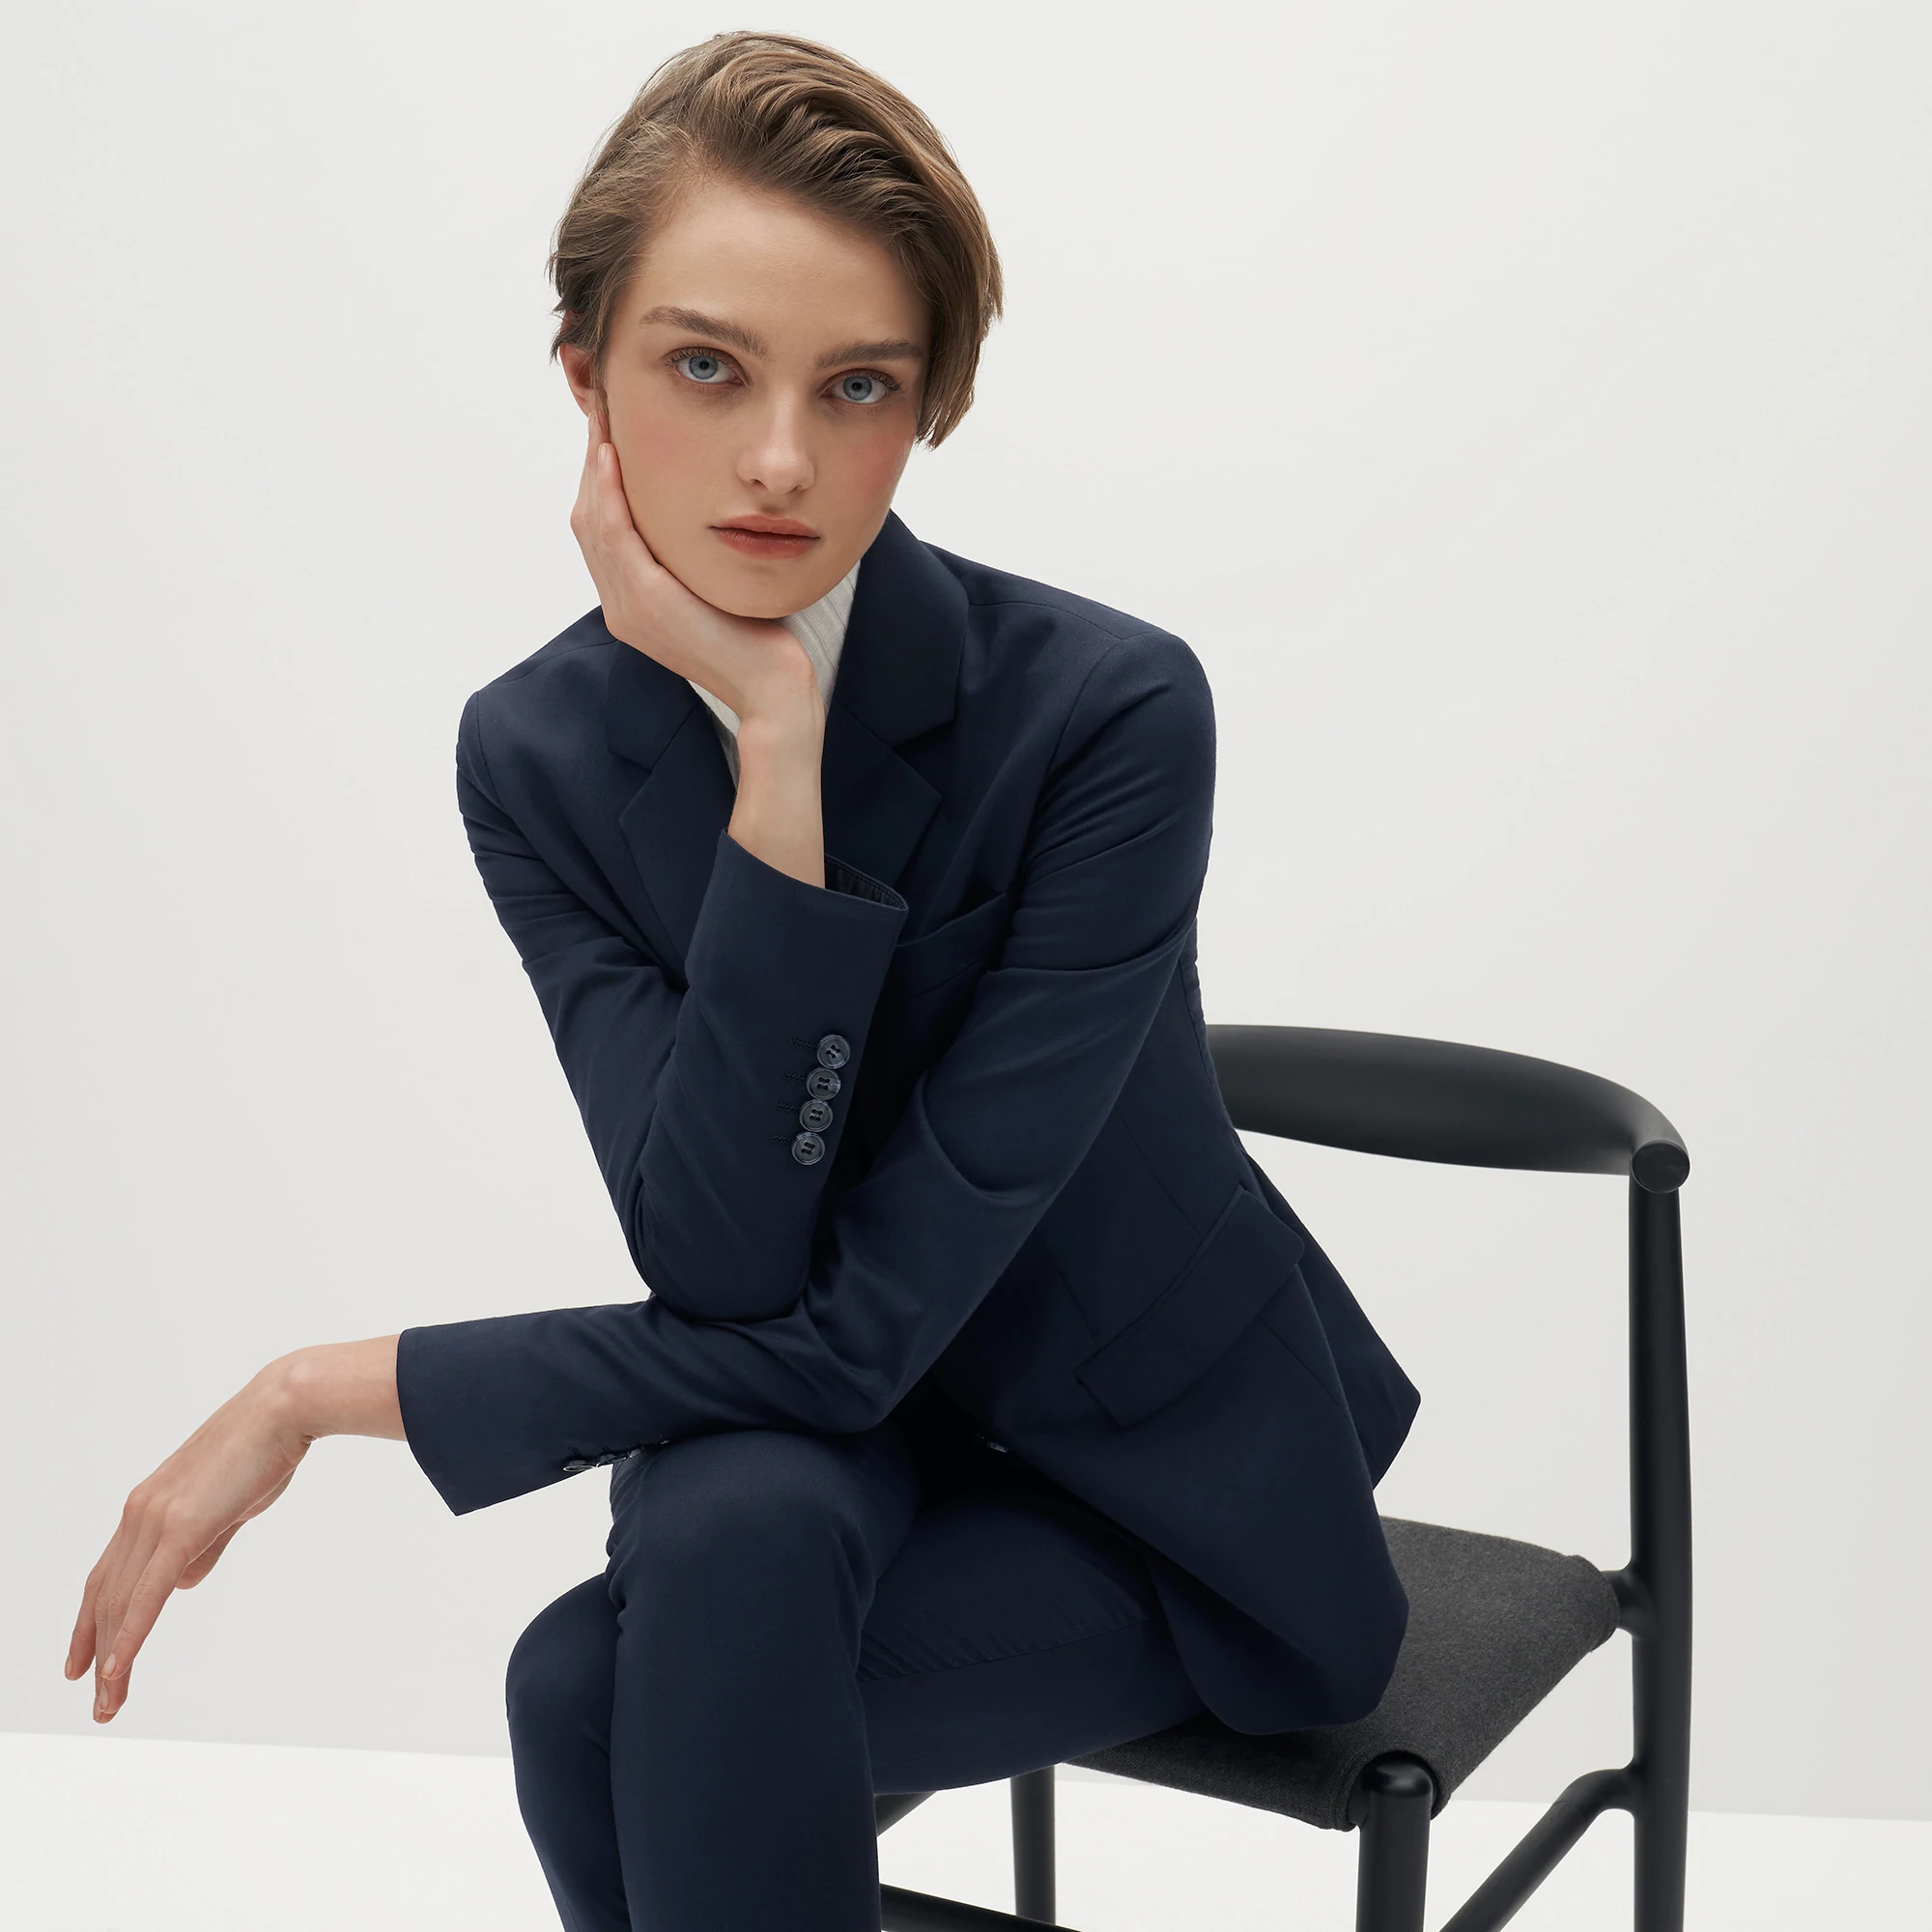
[
  {"left": 715, "top": 583, "right": 811, "bottom": 621},
  {"left": 675, "top": 551, "right": 847, "bottom": 623}
]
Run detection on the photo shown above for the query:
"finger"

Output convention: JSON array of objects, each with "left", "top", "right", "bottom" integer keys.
[
  {"left": 99, "top": 1534, "right": 197, "bottom": 1689},
  {"left": 93, "top": 1515, "right": 168, "bottom": 1695},
  {"left": 574, "top": 409, "right": 599, "bottom": 512},
  {"left": 571, "top": 413, "right": 612, "bottom": 570},
  {"left": 94, "top": 1522, "right": 199, "bottom": 1722},
  {"left": 94, "top": 1660, "right": 128, "bottom": 1721},
  {"left": 65, "top": 1554, "right": 111, "bottom": 1679},
  {"left": 71, "top": 1491, "right": 148, "bottom": 1679},
  {"left": 594, "top": 441, "right": 658, "bottom": 568}
]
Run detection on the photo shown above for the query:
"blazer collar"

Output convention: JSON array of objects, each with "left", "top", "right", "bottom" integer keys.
[
  {"left": 830, "top": 508, "right": 964, "bottom": 747},
  {"left": 602, "top": 510, "right": 962, "bottom": 973}
]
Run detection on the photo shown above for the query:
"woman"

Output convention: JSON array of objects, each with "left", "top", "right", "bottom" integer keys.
[{"left": 70, "top": 33, "right": 1418, "bottom": 1931}]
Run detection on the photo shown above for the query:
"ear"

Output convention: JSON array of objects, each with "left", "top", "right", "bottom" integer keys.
[{"left": 558, "top": 339, "right": 602, "bottom": 420}]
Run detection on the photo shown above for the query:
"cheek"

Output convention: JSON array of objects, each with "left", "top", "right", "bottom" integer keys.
[
  {"left": 622, "top": 399, "right": 715, "bottom": 517},
  {"left": 830, "top": 419, "right": 917, "bottom": 511}
]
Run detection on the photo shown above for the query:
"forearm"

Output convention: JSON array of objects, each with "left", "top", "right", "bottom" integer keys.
[
  {"left": 462, "top": 705, "right": 907, "bottom": 1321},
  {"left": 726, "top": 687, "right": 826, "bottom": 888},
  {"left": 398, "top": 917, "right": 1198, "bottom": 1517},
  {"left": 272, "top": 1334, "right": 406, "bottom": 1442}
]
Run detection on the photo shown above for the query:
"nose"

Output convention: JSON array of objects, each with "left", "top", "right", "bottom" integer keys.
[{"left": 737, "top": 389, "right": 815, "bottom": 498}]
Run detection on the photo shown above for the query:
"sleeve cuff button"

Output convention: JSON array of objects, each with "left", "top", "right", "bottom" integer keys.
[
  {"left": 791, "top": 1131, "right": 827, "bottom": 1166},
  {"left": 815, "top": 1034, "right": 851, "bottom": 1069}
]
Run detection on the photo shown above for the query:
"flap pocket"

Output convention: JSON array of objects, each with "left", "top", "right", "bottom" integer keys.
[
  {"left": 1075, "top": 1188, "right": 1306, "bottom": 1429},
  {"left": 883, "top": 893, "right": 1010, "bottom": 1002}
]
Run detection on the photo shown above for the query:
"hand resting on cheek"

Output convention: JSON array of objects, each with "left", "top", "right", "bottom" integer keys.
[{"left": 571, "top": 397, "right": 818, "bottom": 731}]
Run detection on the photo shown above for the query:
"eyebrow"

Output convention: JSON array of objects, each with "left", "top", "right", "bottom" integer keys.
[
  {"left": 812, "top": 337, "right": 927, "bottom": 370},
  {"left": 640, "top": 305, "right": 769, "bottom": 357},
  {"left": 639, "top": 305, "right": 924, "bottom": 369}
]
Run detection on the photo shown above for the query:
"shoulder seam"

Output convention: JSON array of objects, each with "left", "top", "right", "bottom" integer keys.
[
  {"left": 1042, "top": 625, "right": 1175, "bottom": 772},
  {"left": 493, "top": 635, "right": 612, "bottom": 685},
  {"left": 962, "top": 589, "right": 1153, "bottom": 643},
  {"left": 459, "top": 690, "right": 504, "bottom": 806}
]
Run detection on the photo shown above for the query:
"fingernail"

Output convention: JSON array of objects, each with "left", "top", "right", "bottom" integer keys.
[{"left": 102, "top": 1652, "right": 117, "bottom": 1677}]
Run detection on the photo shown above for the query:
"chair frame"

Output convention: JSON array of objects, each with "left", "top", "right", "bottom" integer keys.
[{"left": 878, "top": 1024, "right": 1692, "bottom": 1932}]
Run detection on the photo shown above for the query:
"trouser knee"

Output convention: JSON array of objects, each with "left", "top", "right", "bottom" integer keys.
[
  {"left": 606, "top": 1428, "right": 887, "bottom": 1616},
  {"left": 505, "top": 1575, "right": 613, "bottom": 1754}
]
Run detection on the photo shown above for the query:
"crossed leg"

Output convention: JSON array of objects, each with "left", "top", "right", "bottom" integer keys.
[{"left": 504, "top": 1418, "right": 1203, "bottom": 1932}]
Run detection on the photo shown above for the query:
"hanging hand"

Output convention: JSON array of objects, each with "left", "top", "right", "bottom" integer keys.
[{"left": 66, "top": 1336, "right": 402, "bottom": 1721}]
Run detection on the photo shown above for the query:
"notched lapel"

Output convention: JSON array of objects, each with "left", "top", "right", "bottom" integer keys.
[
  {"left": 821, "top": 701, "right": 940, "bottom": 888},
  {"left": 598, "top": 511, "right": 966, "bottom": 957},
  {"left": 605, "top": 642, "right": 733, "bottom": 976},
  {"left": 819, "top": 512, "right": 966, "bottom": 890}
]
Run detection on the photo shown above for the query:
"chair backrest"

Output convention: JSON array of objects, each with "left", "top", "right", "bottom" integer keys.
[
  {"left": 1204, "top": 1021, "right": 1694, "bottom": 1916},
  {"left": 1207, "top": 1024, "right": 1689, "bottom": 1192}
]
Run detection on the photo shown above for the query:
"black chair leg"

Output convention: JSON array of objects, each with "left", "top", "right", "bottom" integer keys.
[
  {"left": 1634, "top": 1769, "right": 1690, "bottom": 1932},
  {"left": 1628, "top": 1179, "right": 1692, "bottom": 1932},
  {"left": 1352, "top": 1755, "right": 1435, "bottom": 1932},
  {"left": 1009, "top": 1767, "right": 1056, "bottom": 1923}
]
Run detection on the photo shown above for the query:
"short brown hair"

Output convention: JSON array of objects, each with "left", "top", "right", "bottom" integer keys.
[{"left": 549, "top": 32, "right": 1003, "bottom": 446}]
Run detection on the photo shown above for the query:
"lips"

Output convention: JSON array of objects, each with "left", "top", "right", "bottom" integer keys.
[
  {"left": 716, "top": 516, "right": 817, "bottom": 537},
  {"left": 712, "top": 516, "right": 820, "bottom": 559}
]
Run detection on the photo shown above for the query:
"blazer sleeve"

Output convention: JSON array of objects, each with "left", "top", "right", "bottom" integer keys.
[
  {"left": 399, "top": 631, "right": 1214, "bottom": 1516},
  {"left": 453, "top": 689, "right": 908, "bottom": 1322}
]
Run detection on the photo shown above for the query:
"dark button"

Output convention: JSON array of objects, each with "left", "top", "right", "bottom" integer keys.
[
  {"left": 791, "top": 1131, "right": 826, "bottom": 1166},
  {"left": 799, "top": 1098, "right": 833, "bottom": 1132},
  {"left": 816, "top": 1034, "right": 851, "bottom": 1069},
  {"left": 806, "top": 1066, "right": 841, "bottom": 1101},
  {"left": 562, "top": 1458, "right": 591, "bottom": 1474}
]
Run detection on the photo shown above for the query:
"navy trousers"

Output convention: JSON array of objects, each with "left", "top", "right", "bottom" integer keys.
[{"left": 503, "top": 1382, "right": 1207, "bottom": 1931}]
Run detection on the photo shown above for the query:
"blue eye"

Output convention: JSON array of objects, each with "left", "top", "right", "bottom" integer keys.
[
  {"left": 836, "top": 373, "right": 890, "bottom": 405},
  {"left": 675, "top": 352, "right": 731, "bottom": 384}
]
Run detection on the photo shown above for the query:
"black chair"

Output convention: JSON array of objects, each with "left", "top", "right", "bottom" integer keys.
[{"left": 876, "top": 1023, "right": 1691, "bottom": 1932}]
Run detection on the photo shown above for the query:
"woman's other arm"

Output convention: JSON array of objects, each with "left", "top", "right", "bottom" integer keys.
[{"left": 67, "top": 1337, "right": 402, "bottom": 1721}]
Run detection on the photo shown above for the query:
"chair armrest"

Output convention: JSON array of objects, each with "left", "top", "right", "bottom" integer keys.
[{"left": 1207, "top": 1025, "right": 1689, "bottom": 1191}]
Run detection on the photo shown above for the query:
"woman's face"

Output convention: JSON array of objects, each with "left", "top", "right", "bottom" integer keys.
[{"left": 562, "top": 174, "right": 929, "bottom": 620}]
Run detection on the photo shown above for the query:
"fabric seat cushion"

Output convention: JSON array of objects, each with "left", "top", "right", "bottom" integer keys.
[{"left": 1069, "top": 1517, "right": 1621, "bottom": 1829}]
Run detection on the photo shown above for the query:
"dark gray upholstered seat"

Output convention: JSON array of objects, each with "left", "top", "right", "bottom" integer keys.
[{"left": 1069, "top": 1518, "right": 1620, "bottom": 1831}]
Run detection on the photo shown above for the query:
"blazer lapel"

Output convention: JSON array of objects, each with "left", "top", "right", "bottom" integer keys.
[
  {"left": 600, "top": 510, "right": 965, "bottom": 970},
  {"left": 820, "top": 511, "right": 964, "bottom": 888},
  {"left": 606, "top": 639, "right": 735, "bottom": 977}
]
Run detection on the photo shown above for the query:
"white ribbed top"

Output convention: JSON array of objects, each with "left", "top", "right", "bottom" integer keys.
[{"left": 691, "top": 561, "right": 861, "bottom": 784}]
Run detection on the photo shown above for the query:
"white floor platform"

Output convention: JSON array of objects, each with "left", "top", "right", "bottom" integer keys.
[{"left": 3, "top": 1732, "right": 1926, "bottom": 1929}]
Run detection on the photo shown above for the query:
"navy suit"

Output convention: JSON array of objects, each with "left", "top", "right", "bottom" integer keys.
[{"left": 399, "top": 510, "right": 1418, "bottom": 1922}]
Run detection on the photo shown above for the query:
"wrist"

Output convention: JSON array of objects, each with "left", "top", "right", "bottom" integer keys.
[
  {"left": 249, "top": 1352, "right": 315, "bottom": 1447},
  {"left": 734, "top": 699, "right": 824, "bottom": 767},
  {"left": 265, "top": 1336, "right": 405, "bottom": 1443},
  {"left": 732, "top": 642, "right": 822, "bottom": 735}
]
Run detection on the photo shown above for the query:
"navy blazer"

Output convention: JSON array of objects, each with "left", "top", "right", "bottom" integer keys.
[{"left": 397, "top": 509, "right": 1420, "bottom": 1733}]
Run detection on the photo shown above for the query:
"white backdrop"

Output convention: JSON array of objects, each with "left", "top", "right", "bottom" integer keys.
[{"left": 3, "top": 0, "right": 1926, "bottom": 1822}]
